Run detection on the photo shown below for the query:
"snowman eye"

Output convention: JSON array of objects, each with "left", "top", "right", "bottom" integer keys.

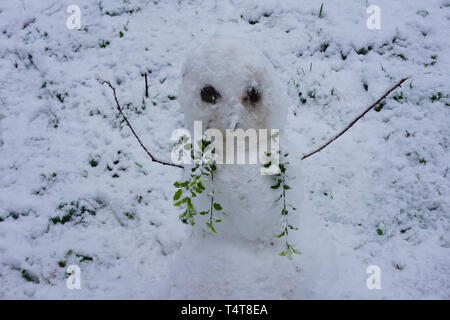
[
  {"left": 246, "top": 86, "right": 261, "bottom": 104},
  {"left": 200, "top": 85, "right": 221, "bottom": 104}
]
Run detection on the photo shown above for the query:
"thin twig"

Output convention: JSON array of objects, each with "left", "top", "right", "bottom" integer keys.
[
  {"left": 281, "top": 169, "right": 287, "bottom": 236},
  {"left": 143, "top": 72, "right": 149, "bottom": 98},
  {"left": 301, "top": 77, "right": 409, "bottom": 160},
  {"left": 100, "top": 79, "right": 184, "bottom": 169},
  {"left": 209, "top": 171, "right": 214, "bottom": 225}
]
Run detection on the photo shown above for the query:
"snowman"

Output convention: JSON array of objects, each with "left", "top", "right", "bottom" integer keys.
[{"left": 165, "top": 36, "right": 338, "bottom": 299}]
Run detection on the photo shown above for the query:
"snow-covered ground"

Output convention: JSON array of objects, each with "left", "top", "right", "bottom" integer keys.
[{"left": 0, "top": 0, "right": 449, "bottom": 299}]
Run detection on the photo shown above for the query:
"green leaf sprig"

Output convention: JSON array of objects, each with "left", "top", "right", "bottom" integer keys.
[
  {"left": 268, "top": 152, "right": 301, "bottom": 259},
  {"left": 173, "top": 136, "right": 223, "bottom": 233}
]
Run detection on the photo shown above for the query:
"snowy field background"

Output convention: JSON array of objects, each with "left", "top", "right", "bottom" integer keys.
[{"left": 0, "top": 0, "right": 449, "bottom": 299}]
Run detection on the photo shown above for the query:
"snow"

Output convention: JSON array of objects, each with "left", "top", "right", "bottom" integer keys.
[{"left": 0, "top": 0, "right": 449, "bottom": 299}]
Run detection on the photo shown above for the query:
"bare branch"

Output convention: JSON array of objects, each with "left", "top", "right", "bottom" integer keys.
[
  {"left": 301, "top": 77, "right": 409, "bottom": 160},
  {"left": 100, "top": 79, "right": 184, "bottom": 169}
]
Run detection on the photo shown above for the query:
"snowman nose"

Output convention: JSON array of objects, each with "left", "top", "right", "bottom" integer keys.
[
  {"left": 228, "top": 105, "right": 243, "bottom": 129},
  {"left": 228, "top": 119, "right": 238, "bottom": 130}
]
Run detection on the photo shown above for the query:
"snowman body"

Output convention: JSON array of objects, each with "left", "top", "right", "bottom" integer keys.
[
  {"left": 165, "top": 36, "right": 338, "bottom": 299},
  {"left": 186, "top": 162, "right": 290, "bottom": 241}
]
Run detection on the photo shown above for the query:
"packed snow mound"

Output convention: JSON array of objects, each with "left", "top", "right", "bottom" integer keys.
[{"left": 166, "top": 202, "right": 338, "bottom": 299}]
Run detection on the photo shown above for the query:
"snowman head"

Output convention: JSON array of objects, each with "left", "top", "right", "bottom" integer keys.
[{"left": 180, "top": 36, "right": 289, "bottom": 134}]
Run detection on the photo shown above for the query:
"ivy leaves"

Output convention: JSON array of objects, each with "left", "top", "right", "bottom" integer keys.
[
  {"left": 173, "top": 141, "right": 300, "bottom": 259},
  {"left": 266, "top": 152, "right": 301, "bottom": 260},
  {"left": 270, "top": 179, "right": 282, "bottom": 189},
  {"left": 280, "top": 242, "right": 301, "bottom": 259},
  {"left": 276, "top": 225, "right": 298, "bottom": 238},
  {"left": 173, "top": 189, "right": 182, "bottom": 201},
  {"left": 173, "top": 163, "right": 212, "bottom": 226},
  {"left": 173, "top": 179, "right": 205, "bottom": 206},
  {"left": 173, "top": 137, "right": 224, "bottom": 233},
  {"left": 206, "top": 221, "right": 217, "bottom": 234}
]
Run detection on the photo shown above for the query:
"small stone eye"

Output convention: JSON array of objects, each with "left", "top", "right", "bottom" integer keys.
[
  {"left": 247, "top": 86, "right": 261, "bottom": 104},
  {"left": 201, "top": 85, "right": 221, "bottom": 104}
]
